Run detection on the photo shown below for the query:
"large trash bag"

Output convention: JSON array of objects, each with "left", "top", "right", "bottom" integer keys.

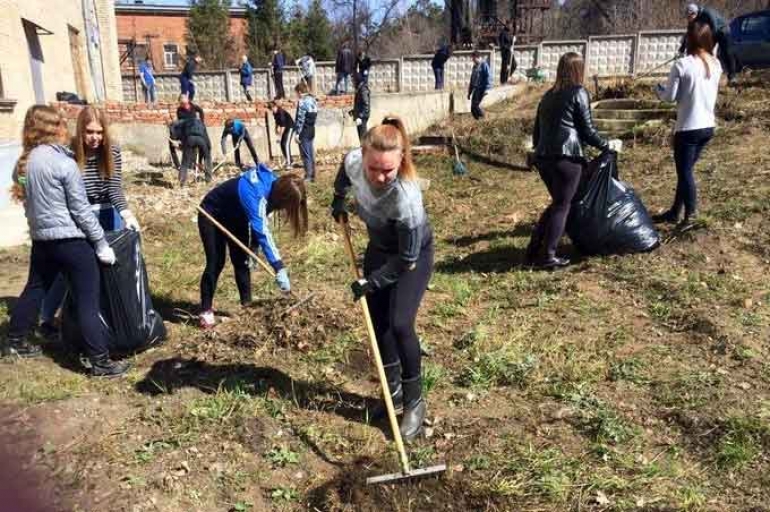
[
  {"left": 62, "top": 229, "right": 166, "bottom": 354},
  {"left": 566, "top": 151, "right": 660, "bottom": 255}
]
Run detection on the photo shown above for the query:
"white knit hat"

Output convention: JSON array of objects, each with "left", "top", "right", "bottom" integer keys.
[{"left": 685, "top": 3, "right": 699, "bottom": 16}]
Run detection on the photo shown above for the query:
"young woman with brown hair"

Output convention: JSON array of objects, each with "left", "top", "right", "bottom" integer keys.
[
  {"left": 197, "top": 164, "right": 308, "bottom": 329},
  {"left": 527, "top": 52, "right": 621, "bottom": 269},
  {"left": 654, "top": 20, "right": 721, "bottom": 227},
  {"left": 331, "top": 116, "right": 434, "bottom": 441},
  {"left": 5, "top": 106, "right": 129, "bottom": 377}
]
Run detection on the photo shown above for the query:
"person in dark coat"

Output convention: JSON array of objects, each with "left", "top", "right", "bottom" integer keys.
[
  {"left": 357, "top": 49, "right": 372, "bottom": 84},
  {"left": 352, "top": 73, "right": 371, "bottom": 142},
  {"left": 179, "top": 116, "right": 212, "bottom": 185},
  {"left": 498, "top": 24, "right": 514, "bottom": 84},
  {"left": 271, "top": 100, "right": 295, "bottom": 169},
  {"left": 468, "top": 51, "right": 492, "bottom": 119},
  {"left": 680, "top": 3, "right": 736, "bottom": 84},
  {"left": 170, "top": 93, "right": 205, "bottom": 169},
  {"left": 334, "top": 42, "right": 356, "bottom": 95},
  {"left": 239, "top": 55, "right": 254, "bottom": 102},
  {"left": 432, "top": 43, "right": 451, "bottom": 90},
  {"left": 271, "top": 48, "right": 286, "bottom": 99},
  {"left": 179, "top": 54, "right": 202, "bottom": 101}
]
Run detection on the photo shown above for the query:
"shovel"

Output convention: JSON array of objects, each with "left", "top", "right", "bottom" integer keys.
[
  {"left": 450, "top": 128, "right": 468, "bottom": 176},
  {"left": 338, "top": 219, "right": 446, "bottom": 485}
]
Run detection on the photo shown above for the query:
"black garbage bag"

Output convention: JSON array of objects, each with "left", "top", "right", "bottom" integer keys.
[
  {"left": 566, "top": 151, "right": 660, "bottom": 255},
  {"left": 62, "top": 230, "right": 166, "bottom": 354}
]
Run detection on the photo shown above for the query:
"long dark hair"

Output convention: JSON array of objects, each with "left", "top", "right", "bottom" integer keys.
[
  {"left": 73, "top": 106, "right": 115, "bottom": 179},
  {"left": 687, "top": 21, "right": 715, "bottom": 79},
  {"left": 269, "top": 174, "right": 308, "bottom": 237},
  {"left": 553, "top": 52, "right": 585, "bottom": 92}
]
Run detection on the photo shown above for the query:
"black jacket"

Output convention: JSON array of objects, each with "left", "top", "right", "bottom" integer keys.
[
  {"left": 498, "top": 29, "right": 513, "bottom": 51},
  {"left": 357, "top": 55, "right": 372, "bottom": 75},
  {"left": 353, "top": 82, "right": 371, "bottom": 120},
  {"left": 533, "top": 86, "right": 608, "bottom": 159},
  {"left": 336, "top": 48, "right": 355, "bottom": 74},
  {"left": 432, "top": 45, "right": 451, "bottom": 68}
]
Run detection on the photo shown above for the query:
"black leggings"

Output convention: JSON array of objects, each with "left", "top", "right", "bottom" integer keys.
[
  {"left": 9, "top": 239, "right": 109, "bottom": 357},
  {"left": 364, "top": 239, "right": 434, "bottom": 380},
  {"left": 198, "top": 211, "right": 251, "bottom": 311},
  {"left": 529, "top": 158, "right": 583, "bottom": 259}
]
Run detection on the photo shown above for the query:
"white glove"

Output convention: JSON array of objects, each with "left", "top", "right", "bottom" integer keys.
[
  {"left": 120, "top": 209, "right": 141, "bottom": 231},
  {"left": 523, "top": 138, "right": 534, "bottom": 151},
  {"left": 608, "top": 139, "right": 623, "bottom": 153},
  {"left": 96, "top": 245, "right": 116, "bottom": 265},
  {"left": 355, "top": 118, "right": 362, "bottom": 126}
]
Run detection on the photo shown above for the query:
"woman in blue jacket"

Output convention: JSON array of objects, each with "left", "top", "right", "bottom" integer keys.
[
  {"left": 239, "top": 55, "right": 254, "bottom": 102},
  {"left": 197, "top": 164, "right": 308, "bottom": 329}
]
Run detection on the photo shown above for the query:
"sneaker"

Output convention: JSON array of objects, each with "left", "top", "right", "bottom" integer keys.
[
  {"left": 89, "top": 354, "right": 131, "bottom": 378},
  {"left": 652, "top": 210, "right": 679, "bottom": 224},
  {"left": 38, "top": 321, "right": 60, "bottom": 342},
  {"left": 2, "top": 337, "right": 42, "bottom": 359},
  {"left": 199, "top": 310, "right": 216, "bottom": 329},
  {"left": 535, "top": 256, "right": 571, "bottom": 270}
]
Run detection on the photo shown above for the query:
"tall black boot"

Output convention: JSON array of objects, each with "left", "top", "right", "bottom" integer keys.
[
  {"left": 399, "top": 376, "right": 426, "bottom": 441},
  {"left": 89, "top": 353, "right": 131, "bottom": 378},
  {"left": 368, "top": 361, "right": 403, "bottom": 419}
]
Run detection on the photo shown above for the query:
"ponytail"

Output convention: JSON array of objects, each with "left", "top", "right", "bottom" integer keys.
[{"left": 361, "top": 116, "right": 417, "bottom": 181}]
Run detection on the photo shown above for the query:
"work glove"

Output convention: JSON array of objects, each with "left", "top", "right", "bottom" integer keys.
[
  {"left": 608, "top": 139, "right": 623, "bottom": 153},
  {"left": 120, "top": 210, "right": 141, "bottom": 231},
  {"left": 96, "top": 245, "right": 117, "bottom": 266},
  {"left": 350, "top": 278, "right": 372, "bottom": 302},
  {"left": 331, "top": 195, "right": 348, "bottom": 223},
  {"left": 275, "top": 268, "right": 291, "bottom": 293},
  {"left": 355, "top": 118, "right": 362, "bottom": 126}
]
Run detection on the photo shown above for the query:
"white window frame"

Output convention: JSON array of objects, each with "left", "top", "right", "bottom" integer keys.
[{"left": 163, "top": 43, "right": 179, "bottom": 70}]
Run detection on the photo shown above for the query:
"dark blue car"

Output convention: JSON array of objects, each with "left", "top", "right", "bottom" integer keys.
[{"left": 730, "top": 10, "right": 770, "bottom": 70}]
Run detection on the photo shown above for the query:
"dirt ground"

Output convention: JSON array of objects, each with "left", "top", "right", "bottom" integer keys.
[{"left": 1, "top": 72, "right": 769, "bottom": 512}]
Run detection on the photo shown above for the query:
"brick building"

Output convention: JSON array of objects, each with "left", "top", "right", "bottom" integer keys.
[
  {"left": 0, "top": 0, "right": 123, "bottom": 139},
  {"left": 115, "top": 3, "right": 248, "bottom": 74}
]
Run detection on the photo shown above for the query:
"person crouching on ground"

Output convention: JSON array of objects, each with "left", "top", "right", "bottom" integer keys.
[
  {"left": 5, "top": 106, "right": 129, "bottom": 377},
  {"left": 180, "top": 115, "right": 213, "bottom": 185},
  {"left": 271, "top": 100, "right": 295, "bottom": 170},
  {"left": 294, "top": 82, "right": 318, "bottom": 182},
  {"left": 653, "top": 20, "right": 721, "bottom": 228},
  {"left": 331, "top": 116, "right": 434, "bottom": 441},
  {"left": 39, "top": 106, "right": 140, "bottom": 338},
  {"left": 220, "top": 118, "right": 259, "bottom": 169},
  {"left": 526, "top": 52, "right": 621, "bottom": 269},
  {"left": 198, "top": 164, "right": 308, "bottom": 329}
]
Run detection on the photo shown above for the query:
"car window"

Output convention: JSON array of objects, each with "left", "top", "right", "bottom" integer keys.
[{"left": 740, "top": 15, "right": 770, "bottom": 36}]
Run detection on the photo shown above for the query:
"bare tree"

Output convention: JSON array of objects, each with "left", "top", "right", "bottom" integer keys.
[{"left": 327, "top": 0, "right": 405, "bottom": 53}]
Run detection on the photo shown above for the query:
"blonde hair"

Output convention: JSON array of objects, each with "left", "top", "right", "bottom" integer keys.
[
  {"left": 361, "top": 116, "right": 416, "bottom": 181},
  {"left": 73, "top": 106, "right": 115, "bottom": 179},
  {"left": 12, "top": 106, "right": 67, "bottom": 202}
]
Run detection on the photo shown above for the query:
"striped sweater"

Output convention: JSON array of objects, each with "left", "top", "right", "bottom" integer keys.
[{"left": 81, "top": 145, "right": 128, "bottom": 212}]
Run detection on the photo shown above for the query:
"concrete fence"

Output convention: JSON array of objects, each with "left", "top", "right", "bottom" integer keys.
[{"left": 122, "top": 29, "right": 683, "bottom": 103}]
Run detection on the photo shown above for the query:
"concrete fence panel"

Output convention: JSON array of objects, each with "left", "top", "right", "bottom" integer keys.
[
  {"left": 444, "top": 51, "right": 477, "bottom": 91},
  {"left": 587, "top": 35, "right": 636, "bottom": 76},
  {"left": 636, "top": 30, "right": 683, "bottom": 75},
  {"left": 513, "top": 45, "right": 538, "bottom": 77},
  {"left": 401, "top": 55, "right": 434, "bottom": 93},
  {"left": 539, "top": 41, "right": 588, "bottom": 79},
  {"left": 368, "top": 60, "right": 400, "bottom": 93}
]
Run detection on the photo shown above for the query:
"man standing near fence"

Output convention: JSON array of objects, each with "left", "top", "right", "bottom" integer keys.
[
  {"left": 498, "top": 24, "right": 514, "bottom": 84},
  {"left": 680, "top": 4, "right": 736, "bottom": 85},
  {"left": 139, "top": 58, "right": 156, "bottom": 107},
  {"left": 297, "top": 54, "right": 316, "bottom": 94},
  {"left": 432, "top": 43, "right": 451, "bottom": 90},
  {"left": 334, "top": 42, "right": 355, "bottom": 95},
  {"left": 239, "top": 55, "right": 254, "bottom": 102},
  {"left": 468, "top": 51, "right": 492, "bottom": 120},
  {"left": 271, "top": 47, "right": 286, "bottom": 99},
  {"left": 180, "top": 54, "right": 202, "bottom": 101},
  {"left": 352, "top": 73, "right": 370, "bottom": 142}
]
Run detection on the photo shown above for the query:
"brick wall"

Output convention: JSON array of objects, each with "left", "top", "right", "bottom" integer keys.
[
  {"left": 51, "top": 95, "right": 353, "bottom": 128},
  {"left": 96, "top": 0, "right": 123, "bottom": 101},
  {"left": 116, "top": 12, "right": 247, "bottom": 73}
]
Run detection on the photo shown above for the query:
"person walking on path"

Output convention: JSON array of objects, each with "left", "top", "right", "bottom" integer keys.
[
  {"left": 331, "top": 116, "right": 435, "bottom": 441},
  {"left": 680, "top": 4, "right": 735, "bottom": 85},
  {"left": 468, "top": 51, "right": 492, "bottom": 119},
  {"left": 179, "top": 54, "right": 202, "bottom": 101},
  {"left": 197, "top": 165, "right": 308, "bottom": 329},
  {"left": 334, "top": 42, "right": 356, "bottom": 95},
  {"left": 6, "top": 106, "right": 128, "bottom": 377},
  {"left": 296, "top": 54, "right": 316, "bottom": 94},
  {"left": 270, "top": 48, "right": 286, "bottom": 99},
  {"left": 654, "top": 21, "right": 721, "bottom": 228},
  {"left": 239, "top": 55, "right": 254, "bottom": 102},
  {"left": 431, "top": 43, "right": 451, "bottom": 90},
  {"left": 220, "top": 118, "right": 259, "bottom": 169},
  {"left": 352, "top": 73, "right": 371, "bottom": 143},
  {"left": 271, "top": 101, "right": 295, "bottom": 169},
  {"left": 294, "top": 82, "right": 318, "bottom": 182},
  {"left": 527, "top": 52, "right": 622, "bottom": 269},
  {"left": 139, "top": 58, "right": 156, "bottom": 107},
  {"left": 498, "top": 24, "right": 515, "bottom": 84}
]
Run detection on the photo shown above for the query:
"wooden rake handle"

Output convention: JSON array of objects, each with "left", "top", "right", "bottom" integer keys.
[{"left": 338, "top": 220, "right": 411, "bottom": 474}]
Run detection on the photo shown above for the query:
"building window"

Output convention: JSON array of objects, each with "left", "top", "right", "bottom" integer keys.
[{"left": 163, "top": 43, "right": 179, "bottom": 70}]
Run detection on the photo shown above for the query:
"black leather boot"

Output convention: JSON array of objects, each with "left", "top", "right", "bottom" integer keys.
[
  {"left": 2, "top": 336, "right": 42, "bottom": 359},
  {"left": 399, "top": 376, "right": 426, "bottom": 441},
  {"left": 89, "top": 353, "right": 131, "bottom": 378},
  {"left": 369, "top": 361, "right": 403, "bottom": 419}
]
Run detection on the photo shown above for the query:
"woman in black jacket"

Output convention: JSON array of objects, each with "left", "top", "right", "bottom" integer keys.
[{"left": 527, "top": 52, "right": 619, "bottom": 269}]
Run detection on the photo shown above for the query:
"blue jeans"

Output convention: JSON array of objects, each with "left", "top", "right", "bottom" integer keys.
[
  {"left": 41, "top": 207, "right": 123, "bottom": 324},
  {"left": 143, "top": 83, "right": 156, "bottom": 104},
  {"left": 180, "top": 75, "right": 195, "bottom": 100},
  {"left": 433, "top": 67, "right": 444, "bottom": 90},
  {"left": 335, "top": 73, "right": 349, "bottom": 94},
  {"left": 672, "top": 128, "right": 713, "bottom": 217},
  {"left": 298, "top": 136, "right": 315, "bottom": 181}
]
